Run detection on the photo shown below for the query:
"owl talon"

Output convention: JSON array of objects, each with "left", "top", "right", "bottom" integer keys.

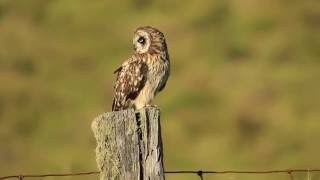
[{"left": 145, "top": 104, "right": 159, "bottom": 109}]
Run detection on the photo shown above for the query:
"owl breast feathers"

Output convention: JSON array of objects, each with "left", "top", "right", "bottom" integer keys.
[{"left": 112, "top": 26, "right": 170, "bottom": 111}]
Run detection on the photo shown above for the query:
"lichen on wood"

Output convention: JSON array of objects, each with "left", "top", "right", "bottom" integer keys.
[{"left": 91, "top": 107, "right": 164, "bottom": 180}]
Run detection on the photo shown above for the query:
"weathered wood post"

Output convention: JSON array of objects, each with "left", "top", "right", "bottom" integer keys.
[{"left": 91, "top": 107, "right": 165, "bottom": 180}]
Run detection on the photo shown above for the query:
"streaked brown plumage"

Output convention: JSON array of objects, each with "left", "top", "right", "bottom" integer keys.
[{"left": 112, "top": 26, "right": 170, "bottom": 111}]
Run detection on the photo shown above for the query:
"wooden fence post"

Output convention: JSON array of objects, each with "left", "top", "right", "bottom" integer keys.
[{"left": 91, "top": 107, "right": 165, "bottom": 180}]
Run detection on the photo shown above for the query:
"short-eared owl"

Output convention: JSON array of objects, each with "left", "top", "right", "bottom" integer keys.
[{"left": 112, "top": 26, "right": 170, "bottom": 111}]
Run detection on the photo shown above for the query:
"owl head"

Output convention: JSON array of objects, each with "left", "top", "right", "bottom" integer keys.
[{"left": 133, "top": 26, "right": 167, "bottom": 55}]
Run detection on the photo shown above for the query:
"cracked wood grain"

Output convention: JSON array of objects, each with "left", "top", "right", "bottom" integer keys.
[{"left": 91, "top": 107, "right": 164, "bottom": 180}]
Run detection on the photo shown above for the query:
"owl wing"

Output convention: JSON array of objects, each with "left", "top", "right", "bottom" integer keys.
[{"left": 112, "top": 58, "right": 148, "bottom": 111}]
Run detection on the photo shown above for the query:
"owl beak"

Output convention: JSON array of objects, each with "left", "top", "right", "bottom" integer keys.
[{"left": 133, "top": 45, "right": 137, "bottom": 51}]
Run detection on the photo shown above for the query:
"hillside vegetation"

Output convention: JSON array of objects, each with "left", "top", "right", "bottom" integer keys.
[{"left": 0, "top": 0, "right": 320, "bottom": 179}]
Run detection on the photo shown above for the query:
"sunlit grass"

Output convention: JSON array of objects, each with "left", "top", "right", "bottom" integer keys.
[{"left": 0, "top": 1, "right": 320, "bottom": 180}]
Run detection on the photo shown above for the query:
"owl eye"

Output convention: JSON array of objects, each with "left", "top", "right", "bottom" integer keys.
[{"left": 137, "top": 37, "right": 146, "bottom": 44}]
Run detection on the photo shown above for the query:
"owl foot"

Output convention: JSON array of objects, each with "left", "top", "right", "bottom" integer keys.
[{"left": 145, "top": 104, "right": 159, "bottom": 109}]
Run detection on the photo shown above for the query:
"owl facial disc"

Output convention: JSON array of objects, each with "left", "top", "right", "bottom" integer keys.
[{"left": 133, "top": 30, "right": 151, "bottom": 54}]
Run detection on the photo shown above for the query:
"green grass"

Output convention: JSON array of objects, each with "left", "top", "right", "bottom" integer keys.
[{"left": 0, "top": 0, "right": 320, "bottom": 179}]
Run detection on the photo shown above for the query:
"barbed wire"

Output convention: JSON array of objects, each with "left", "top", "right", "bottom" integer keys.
[
  {"left": 1, "top": 169, "right": 319, "bottom": 180},
  {"left": 0, "top": 171, "right": 99, "bottom": 180}
]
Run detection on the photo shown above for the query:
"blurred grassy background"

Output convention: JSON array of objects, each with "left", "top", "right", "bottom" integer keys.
[{"left": 0, "top": 0, "right": 320, "bottom": 179}]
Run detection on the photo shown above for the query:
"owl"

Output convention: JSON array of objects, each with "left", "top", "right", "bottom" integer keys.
[{"left": 112, "top": 26, "right": 170, "bottom": 111}]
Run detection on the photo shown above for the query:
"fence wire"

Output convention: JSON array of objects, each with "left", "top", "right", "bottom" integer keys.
[{"left": 1, "top": 169, "right": 319, "bottom": 180}]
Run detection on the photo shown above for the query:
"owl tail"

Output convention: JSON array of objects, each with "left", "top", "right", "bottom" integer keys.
[
  {"left": 112, "top": 98, "right": 122, "bottom": 111},
  {"left": 112, "top": 99, "right": 117, "bottom": 111}
]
